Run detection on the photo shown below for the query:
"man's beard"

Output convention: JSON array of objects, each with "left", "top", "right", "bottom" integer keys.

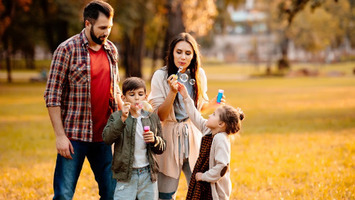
[{"left": 90, "top": 26, "right": 106, "bottom": 45}]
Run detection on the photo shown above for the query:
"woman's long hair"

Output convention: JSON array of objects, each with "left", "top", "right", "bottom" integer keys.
[{"left": 166, "top": 32, "right": 202, "bottom": 108}]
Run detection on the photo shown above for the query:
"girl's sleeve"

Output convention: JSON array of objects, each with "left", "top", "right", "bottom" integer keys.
[
  {"left": 197, "top": 68, "right": 209, "bottom": 111},
  {"left": 201, "top": 135, "right": 230, "bottom": 183},
  {"left": 183, "top": 95, "right": 210, "bottom": 134}
]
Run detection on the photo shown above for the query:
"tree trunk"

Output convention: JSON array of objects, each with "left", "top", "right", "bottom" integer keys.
[
  {"left": 24, "top": 45, "right": 35, "bottom": 69},
  {"left": 40, "top": 0, "right": 69, "bottom": 53},
  {"left": 123, "top": 18, "right": 146, "bottom": 78},
  {"left": 162, "top": 0, "right": 185, "bottom": 64},
  {"left": 151, "top": 40, "right": 160, "bottom": 79},
  {"left": 40, "top": 0, "right": 55, "bottom": 53},
  {"left": 1, "top": 1, "right": 16, "bottom": 83},
  {"left": 5, "top": 50, "right": 12, "bottom": 83},
  {"left": 3, "top": 30, "right": 12, "bottom": 83},
  {"left": 277, "top": 29, "right": 290, "bottom": 71}
]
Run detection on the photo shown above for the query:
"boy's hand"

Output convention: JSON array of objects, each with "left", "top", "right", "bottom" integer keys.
[
  {"left": 121, "top": 102, "right": 131, "bottom": 121},
  {"left": 177, "top": 82, "right": 188, "bottom": 98},
  {"left": 195, "top": 172, "right": 203, "bottom": 181},
  {"left": 143, "top": 130, "right": 155, "bottom": 143}
]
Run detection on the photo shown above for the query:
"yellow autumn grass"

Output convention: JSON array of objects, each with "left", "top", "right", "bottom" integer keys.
[{"left": 0, "top": 63, "right": 354, "bottom": 199}]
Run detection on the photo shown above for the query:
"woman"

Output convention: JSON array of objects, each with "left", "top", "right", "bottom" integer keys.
[{"left": 148, "top": 32, "right": 221, "bottom": 200}]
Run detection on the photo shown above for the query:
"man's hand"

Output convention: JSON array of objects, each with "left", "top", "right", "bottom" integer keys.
[
  {"left": 48, "top": 106, "right": 74, "bottom": 159},
  {"left": 56, "top": 135, "right": 74, "bottom": 159}
]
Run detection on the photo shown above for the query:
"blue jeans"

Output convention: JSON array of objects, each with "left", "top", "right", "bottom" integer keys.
[
  {"left": 114, "top": 166, "right": 158, "bottom": 200},
  {"left": 53, "top": 141, "right": 116, "bottom": 200}
]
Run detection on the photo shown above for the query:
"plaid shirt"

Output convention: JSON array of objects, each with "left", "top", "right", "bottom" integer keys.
[{"left": 44, "top": 29, "right": 121, "bottom": 142}]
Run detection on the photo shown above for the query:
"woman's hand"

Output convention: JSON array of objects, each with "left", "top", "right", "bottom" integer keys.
[
  {"left": 157, "top": 75, "right": 179, "bottom": 121},
  {"left": 167, "top": 74, "right": 179, "bottom": 93}
]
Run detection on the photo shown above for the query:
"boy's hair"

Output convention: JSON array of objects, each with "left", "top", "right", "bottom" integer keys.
[
  {"left": 122, "top": 77, "right": 146, "bottom": 95},
  {"left": 218, "top": 105, "right": 245, "bottom": 134},
  {"left": 83, "top": 0, "right": 114, "bottom": 24}
]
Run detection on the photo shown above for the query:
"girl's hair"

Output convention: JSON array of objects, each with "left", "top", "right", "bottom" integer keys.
[
  {"left": 166, "top": 32, "right": 202, "bottom": 107},
  {"left": 122, "top": 77, "right": 146, "bottom": 95},
  {"left": 218, "top": 105, "right": 245, "bottom": 134},
  {"left": 83, "top": 0, "right": 114, "bottom": 24}
]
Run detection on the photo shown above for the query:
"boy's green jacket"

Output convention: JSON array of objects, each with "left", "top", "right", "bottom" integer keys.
[{"left": 102, "top": 110, "right": 166, "bottom": 182}]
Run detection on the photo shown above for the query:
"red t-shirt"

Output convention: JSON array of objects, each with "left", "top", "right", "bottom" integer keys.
[{"left": 89, "top": 46, "right": 111, "bottom": 142}]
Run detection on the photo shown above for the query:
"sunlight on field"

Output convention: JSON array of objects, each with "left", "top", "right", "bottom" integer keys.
[
  {"left": 229, "top": 130, "right": 355, "bottom": 200},
  {"left": 0, "top": 63, "right": 354, "bottom": 199}
]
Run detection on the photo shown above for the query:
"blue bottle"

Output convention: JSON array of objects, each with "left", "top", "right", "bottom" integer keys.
[{"left": 217, "top": 89, "right": 224, "bottom": 104}]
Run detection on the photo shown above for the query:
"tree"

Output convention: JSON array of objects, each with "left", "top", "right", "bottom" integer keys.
[
  {"left": 323, "top": 0, "right": 354, "bottom": 49},
  {"left": 273, "top": 0, "right": 338, "bottom": 70},
  {"left": 112, "top": 0, "right": 156, "bottom": 78},
  {"left": 214, "top": 0, "right": 243, "bottom": 35},
  {"left": 348, "top": 0, "right": 355, "bottom": 48},
  {"left": 0, "top": 0, "right": 32, "bottom": 83},
  {"left": 289, "top": 0, "right": 351, "bottom": 61},
  {"left": 144, "top": 2, "right": 167, "bottom": 77},
  {"left": 290, "top": 6, "right": 338, "bottom": 60},
  {"left": 39, "top": 0, "right": 83, "bottom": 53},
  {"left": 9, "top": 2, "right": 39, "bottom": 70},
  {"left": 161, "top": 0, "right": 218, "bottom": 64},
  {"left": 161, "top": 0, "right": 185, "bottom": 65},
  {"left": 113, "top": 0, "right": 218, "bottom": 78},
  {"left": 0, "top": 0, "right": 84, "bottom": 83}
]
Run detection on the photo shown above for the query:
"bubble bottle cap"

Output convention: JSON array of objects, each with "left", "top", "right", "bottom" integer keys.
[{"left": 144, "top": 126, "right": 150, "bottom": 132}]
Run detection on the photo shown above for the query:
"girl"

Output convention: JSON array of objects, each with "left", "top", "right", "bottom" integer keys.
[
  {"left": 148, "top": 32, "right": 222, "bottom": 199},
  {"left": 179, "top": 83, "right": 244, "bottom": 200}
]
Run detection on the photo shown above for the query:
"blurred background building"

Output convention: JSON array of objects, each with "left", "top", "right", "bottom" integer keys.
[{"left": 203, "top": 0, "right": 355, "bottom": 64}]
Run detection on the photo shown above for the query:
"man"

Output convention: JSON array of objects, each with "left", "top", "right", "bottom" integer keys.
[{"left": 44, "top": 1, "right": 122, "bottom": 199}]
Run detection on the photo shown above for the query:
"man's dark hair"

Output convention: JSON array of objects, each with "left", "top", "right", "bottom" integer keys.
[
  {"left": 83, "top": 0, "right": 114, "bottom": 24},
  {"left": 122, "top": 77, "right": 146, "bottom": 95}
]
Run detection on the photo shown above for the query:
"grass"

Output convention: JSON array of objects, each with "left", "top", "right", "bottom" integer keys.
[{"left": 0, "top": 63, "right": 354, "bottom": 199}]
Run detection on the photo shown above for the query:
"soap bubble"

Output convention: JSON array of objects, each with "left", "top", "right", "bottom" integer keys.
[
  {"left": 179, "top": 73, "right": 188, "bottom": 82},
  {"left": 138, "top": 101, "right": 153, "bottom": 118},
  {"left": 189, "top": 79, "right": 196, "bottom": 85}
]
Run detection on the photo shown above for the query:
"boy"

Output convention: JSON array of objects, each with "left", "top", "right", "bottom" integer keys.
[{"left": 103, "top": 77, "right": 166, "bottom": 200}]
